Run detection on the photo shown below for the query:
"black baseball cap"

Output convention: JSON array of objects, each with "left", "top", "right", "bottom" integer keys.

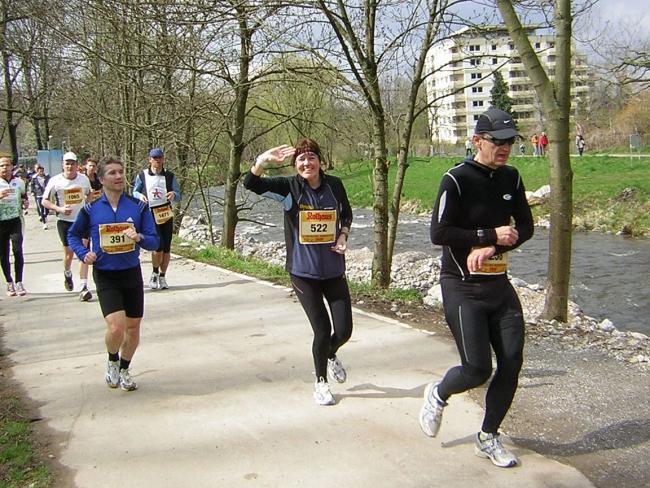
[{"left": 474, "top": 108, "right": 519, "bottom": 139}]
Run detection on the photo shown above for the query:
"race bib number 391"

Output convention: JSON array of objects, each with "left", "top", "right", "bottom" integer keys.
[
  {"left": 99, "top": 223, "right": 136, "bottom": 254},
  {"left": 299, "top": 210, "right": 336, "bottom": 244}
]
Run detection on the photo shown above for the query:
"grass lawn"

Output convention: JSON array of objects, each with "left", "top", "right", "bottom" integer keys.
[{"left": 331, "top": 154, "right": 650, "bottom": 235}]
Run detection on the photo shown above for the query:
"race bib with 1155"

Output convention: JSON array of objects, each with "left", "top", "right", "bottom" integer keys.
[
  {"left": 299, "top": 209, "right": 336, "bottom": 244},
  {"left": 98, "top": 223, "right": 136, "bottom": 254}
]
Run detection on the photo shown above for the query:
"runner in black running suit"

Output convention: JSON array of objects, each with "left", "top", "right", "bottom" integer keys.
[
  {"left": 420, "top": 107, "right": 534, "bottom": 467},
  {"left": 243, "top": 138, "right": 353, "bottom": 406}
]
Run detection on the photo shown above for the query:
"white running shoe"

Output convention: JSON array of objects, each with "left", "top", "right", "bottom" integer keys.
[
  {"left": 313, "top": 377, "right": 335, "bottom": 406},
  {"left": 327, "top": 356, "right": 347, "bottom": 383},
  {"left": 148, "top": 272, "right": 159, "bottom": 290},
  {"left": 158, "top": 276, "right": 169, "bottom": 290},
  {"left": 43, "top": 223, "right": 48, "bottom": 230},
  {"left": 105, "top": 360, "right": 120, "bottom": 388},
  {"left": 474, "top": 432, "right": 519, "bottom": 467},
  {"left": 15, "top": 282, "right": 26, "bottom": 296},
  {"left": 119, "top": 369, "right": 138, "bottom": 391},
  {"left": 79, "top": 286, "right": 92, "bottom": 302},
  {"left": 419, "top": 381, "right": 447, "bottom": 437},
  {"left": 6, "top": 282, "right": 16, "bottom": 297}
]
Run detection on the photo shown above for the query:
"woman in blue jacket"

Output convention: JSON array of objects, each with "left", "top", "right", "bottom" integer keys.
[{"left": 244, "top": 139, "right": 353, "bottom": 406}]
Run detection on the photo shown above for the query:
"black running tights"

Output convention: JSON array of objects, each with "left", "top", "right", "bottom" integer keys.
[
  {"left": 437, "top": 276, "right": 525, "bottom": 434},
  {"left": 290, "top": 274, "right": 353, "bottom": 380},
  {"left": 0, "top": 217, "right": 24, "bottom": 283}
]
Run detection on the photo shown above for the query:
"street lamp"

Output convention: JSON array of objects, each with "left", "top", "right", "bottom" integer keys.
[{"left": 47, "top": 135, "right": 53, "bottom": 150}]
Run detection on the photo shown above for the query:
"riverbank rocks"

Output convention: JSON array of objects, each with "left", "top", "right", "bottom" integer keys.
[{"left": 178, "top": 218, "right": 649, "bottom": 367}]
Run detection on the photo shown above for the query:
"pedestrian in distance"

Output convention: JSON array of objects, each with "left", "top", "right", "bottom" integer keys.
[
  {"left": 539, "top": 131, "right": 549, "bottom": 156},
  {"left": 465, "top": 138, "right": 473, "bottom": 157},
  {"left": 530, "top": 133, "right": 539, "bottom": 157},
  {"left": 575, "top": 134, "right": 586, "bottom": 156},
  {"left": 243, "top": 138, "right": 353, "bottom": 406},
  {"left": 68, "top": 156, "right": 159, "bottom": 391},
  {"left": 132, "top": 148, "right": 181, "bottom": 291},
  {"left": 0, "top": 156, "right": 29, "bottom": 296},
  {"left": 30, "top": 164, "right": 51, "bottom": 229},
  {"left": 41, "top": 151, "right": 94, "bottom": 300},
  {"left": 421, "top": 107, "right": 534, "bottom": 468}
]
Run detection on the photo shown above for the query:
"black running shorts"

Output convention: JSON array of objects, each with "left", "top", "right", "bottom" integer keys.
[
  {"left": 57, "top": 220, "right": 74, "bottom": 247},
  {"left": 93, "top": 266, "right": 144, "bottom": 318}
]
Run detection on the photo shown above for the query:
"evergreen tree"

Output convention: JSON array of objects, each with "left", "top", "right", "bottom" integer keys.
[{"left": 490, "top": 70, "right": 514, "bottom": 115}]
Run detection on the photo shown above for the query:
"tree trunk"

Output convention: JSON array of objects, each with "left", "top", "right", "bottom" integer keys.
[
  {"left": 370, "top": 113, "right": 390, "bottom": 288},
  {"left": 497, "top": 0, "right": 574, "bottom": 321}
]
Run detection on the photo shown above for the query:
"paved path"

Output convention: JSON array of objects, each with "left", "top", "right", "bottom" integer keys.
[{"left": 1, "top": 214, "right": 594, "bottom": 487}]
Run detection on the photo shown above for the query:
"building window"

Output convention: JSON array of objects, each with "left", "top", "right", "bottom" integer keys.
[
  {"left": 470, "top": 72, "right": 482, "bottom": 79},
  {"left": 469, "top": 44, "right": 481, "bottom": 52},
  {"left": 473, "top": 114, "right": 480, "bottom": 121},
  {"left": 508, "top": 43, "right": 515, "bottom": 50},
  {"left": 470, "top": 58, "right": 480, "bottom": 66},
  {"left": 492, "top": 57, "right": 498, "bottom": 64},
  {"left": 535, "top": 42, "right": 541, "bottom": 49},
  {"left": 491, "top": 44, "right": 497, "bottom": 50},
  {"left": 472, "top": 100, "right": 484, "bottom": 107},
  {"left": 472, "top": 86, "right": 483, "bottom": 93},
  {"left": 549, "top": 42, "right": 555, "bottom": 48}
]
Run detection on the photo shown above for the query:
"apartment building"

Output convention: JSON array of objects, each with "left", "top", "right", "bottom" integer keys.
[{"left": 425, "top": 25, "right": 590, "bottom": 145}]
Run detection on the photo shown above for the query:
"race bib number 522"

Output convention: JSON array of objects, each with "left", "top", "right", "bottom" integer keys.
[{"left": 299, "top": 210, "right": 336, "bottom": 244}]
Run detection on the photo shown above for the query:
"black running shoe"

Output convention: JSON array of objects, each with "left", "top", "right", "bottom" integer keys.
[{"left": 64, "top": 273, "right": 74, "bottom": 291}]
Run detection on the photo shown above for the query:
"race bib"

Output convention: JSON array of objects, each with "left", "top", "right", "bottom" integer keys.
[
  {"left": 89, "top": 190, "right": 103, "bottom": 202},
  {"left": 470, "top": 247, "right": 508, "bottom": 275},
  {"left": 152, "top": 204, "right": 172, "bottom": 225},
  {"left": 63, "top": 187, "right": 84, "bottom": 205},
  {"left": 98, "top": 223, "right": 136, "bottom": 254},
  {"left": 299, "top": 209, "right": 336, "bottom": 244}
]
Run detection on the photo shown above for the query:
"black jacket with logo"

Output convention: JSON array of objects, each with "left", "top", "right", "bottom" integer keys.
[{"left": 430, "top": 158, "right": 534, "bottom": 280}]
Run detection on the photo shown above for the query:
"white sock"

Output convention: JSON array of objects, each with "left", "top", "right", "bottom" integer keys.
[{"left": 81, "top": 279, "right": 88, "bottom": 288}]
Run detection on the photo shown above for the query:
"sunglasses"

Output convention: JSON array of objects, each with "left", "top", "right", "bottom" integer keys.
[{"left": 481, "top": 135, "right": 517, "bottom": 146}]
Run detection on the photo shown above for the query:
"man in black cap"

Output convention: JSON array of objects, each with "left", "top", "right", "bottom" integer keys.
[
  {"left": 419, "top": 107, "right": 534, "bottom": 468},
  {"left": 132, "top": 148, "right": 181, "bottom": 290}
]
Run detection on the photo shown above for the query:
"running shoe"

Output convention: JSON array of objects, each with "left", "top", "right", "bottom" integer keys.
[
  {"left": 148, "top": 272, "right": 159, "bottom": 290},
  {"left": 327, "top": 356, "right": 347, "bottom": 383},
  {"left": 158, "top": 276, "right": 169, "bottom": 290},
  {"left": 6, "top": 282, "right": 16, "bottom": 297},
  {"left": 105, "top": 360, "right": 120, "bottom": 388},
  {"left": 64, "top": 273, "right": 74, "bottom": 291},
  {"left": 119, "top": 369, "right": 138, "bottom": 391},
  {"left": 474, "top": 432, "right": 519, "bottom": 468},
  {"left": 79, "top": 286, "right": 92, "bottom": 302},
  {"left": 43, "top": 223, "right": 48, "bottom": 230},
  {"left": 313, "top": 377, "right": 335, "bottom": 406},
  {"left": 419, "top": 381, "right": 447, "bottom": 437},
  {"left": 15, "top": 282, "right": 26, "bottom": 296}
]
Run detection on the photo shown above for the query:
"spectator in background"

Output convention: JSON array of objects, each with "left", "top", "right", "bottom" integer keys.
[
  {"left": 575, "top": 134, "right": 586, "bottom": 156},
  {"left": 530, "top": 133, "right": 539, "bottom": 157},
  {"left": 465, "top": 138, "right": 473, "bottom": 157},
  {"left": 539, "top": 132, "right": 549, "bottom": 157}
]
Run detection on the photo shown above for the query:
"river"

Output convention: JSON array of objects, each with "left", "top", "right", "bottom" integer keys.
[{"left": 218, "top": 191, "right": 650, "bottom": 335}]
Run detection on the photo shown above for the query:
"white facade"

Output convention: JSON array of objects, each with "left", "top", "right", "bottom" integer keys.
[{"left": 425, "top": 26, "right": 590, "bottom": 145}]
